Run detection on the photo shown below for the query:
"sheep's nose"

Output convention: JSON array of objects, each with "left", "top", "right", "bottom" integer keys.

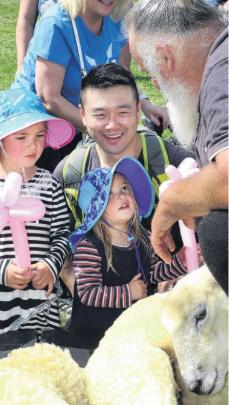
[{"left": 190, "top": 380, "right": 203, "bottom": 395}]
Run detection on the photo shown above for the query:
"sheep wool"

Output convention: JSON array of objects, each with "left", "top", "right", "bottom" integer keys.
[
  {"left": 0, "top": 343, "right": 88, "bottom": 405},
  {"left": 0, "top": 368, "right": 67, "bottom": 405},
  {"left": 85, "top": 293, "right": 178, "bottom": 405}
]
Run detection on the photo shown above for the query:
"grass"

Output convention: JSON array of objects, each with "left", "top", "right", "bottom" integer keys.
[
  {"left": 0, "top": 1, "right": 18, "bottom": 89},
  {"left": 0, "top": 1, "right": 167, "bottom": 115}
]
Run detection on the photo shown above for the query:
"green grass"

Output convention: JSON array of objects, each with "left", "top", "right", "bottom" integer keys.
[
  {"left": 0, "top": 1, "right": 18, "bottom": 89},
  {"left": 0, "top": 1, "right": 166, "bottom": 112}
]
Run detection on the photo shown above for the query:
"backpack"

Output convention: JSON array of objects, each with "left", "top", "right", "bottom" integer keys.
[{"left": 62, "top": 131, "right": 169, "bottom": 227}]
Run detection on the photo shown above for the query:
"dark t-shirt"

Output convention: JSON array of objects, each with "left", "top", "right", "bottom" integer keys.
[{"left": 195, "top": 28, "right": 228, "bottom": 167}]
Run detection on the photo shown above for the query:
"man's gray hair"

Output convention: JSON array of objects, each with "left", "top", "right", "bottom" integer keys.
[{"left": 125, "top": 0, "right": 224, "bottom": 41}]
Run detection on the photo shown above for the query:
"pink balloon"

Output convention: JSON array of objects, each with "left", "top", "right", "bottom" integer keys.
[
  {"left": 2, "top": 172, "right": 22, "bottom": 207},
  {"left": 0, "top": 172, "right": 46, "bottom": 268},
  {"left": 161, "top": 158, "right": 199, "bottom": 272}
]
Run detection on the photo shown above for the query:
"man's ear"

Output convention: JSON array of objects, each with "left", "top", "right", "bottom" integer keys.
[
  {"left": 137, "top": 101, "right": 141, "bottom": 121},
  {"left": 79, "top": 104, "right": 86, "bottom": 125},
  {"left": 155, "top": 43, "right": 176, "bottom": 80}
]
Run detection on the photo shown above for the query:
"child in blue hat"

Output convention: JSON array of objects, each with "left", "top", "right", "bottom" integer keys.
[
  {"left": 69, "top": 157, "right": 187, "bottom": 340},
  {"left": 0, "top": 88, "right": 73, "bottom": 347}
]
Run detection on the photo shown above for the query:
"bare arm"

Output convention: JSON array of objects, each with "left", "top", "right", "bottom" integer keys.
[
  {"left": 16, "top": 0, "right": 38, "bottom": 72},
  {"left": 151, "top": 149, "right": 228, "bottom": 263},
  {"left": 35, "top": 57, "right": 85, "bottom": 131},
  {"left": 120, "top": 42, "right": 131, "bottom": 70}
]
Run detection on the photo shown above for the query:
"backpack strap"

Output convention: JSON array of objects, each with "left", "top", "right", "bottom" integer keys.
[
  {"left": 63, "top": 141, "right": 93, "bottom": 226},
  {"left": 139, "top": 131, "right": 169, "bottom": 198}
]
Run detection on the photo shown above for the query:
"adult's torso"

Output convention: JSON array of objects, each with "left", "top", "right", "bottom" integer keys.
[
  {"left": 195, "top": 28, "right": 228, "bottom": 167},
  {"left": 14, "top": 5, "right": 125, "bottom": 106}
]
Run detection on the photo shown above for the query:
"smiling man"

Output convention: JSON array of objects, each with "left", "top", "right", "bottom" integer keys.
[{"left": 55, "top": 63, "right": 193, "bottom": 235}]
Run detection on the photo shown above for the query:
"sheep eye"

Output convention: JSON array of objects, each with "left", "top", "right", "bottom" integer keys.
[{"left": 195, "top": 307, "right": 207, "bottom": 326}]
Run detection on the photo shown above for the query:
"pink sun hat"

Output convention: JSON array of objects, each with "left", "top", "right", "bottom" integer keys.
[{"left": 0, "top": 88, "right": 75, "bottom": 149}]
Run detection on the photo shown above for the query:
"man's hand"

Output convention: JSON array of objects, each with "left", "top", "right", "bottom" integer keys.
[
  {"left": 31, "top": 261, "right": 54, "bottom": 297},
  {"left": 6, "top": 263, "right": 32, "bottom": 289},
  {"left": 140, "top": 99, "right": 170, "bottom": 129}
]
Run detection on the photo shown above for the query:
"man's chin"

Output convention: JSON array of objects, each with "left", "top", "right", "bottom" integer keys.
[
  {"left": 172, "top": 129, "right": 196, "bottom": 147},
  {"left": 166, "top": 102, "right": 198, "bottom": 148}
]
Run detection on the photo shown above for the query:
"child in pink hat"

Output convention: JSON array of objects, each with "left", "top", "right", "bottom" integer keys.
[{"left": 0, "top": 88, "right": 72, "bottom": 349}]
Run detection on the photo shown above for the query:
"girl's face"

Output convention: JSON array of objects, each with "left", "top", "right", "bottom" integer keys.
[
  {"left": 103, "top": 173, "right": 136, "bottom": 227},
  {"left": 0, "top": 122, "right": 46, "bottom": 170}
]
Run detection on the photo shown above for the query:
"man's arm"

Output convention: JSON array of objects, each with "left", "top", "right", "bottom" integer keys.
[{"left": 151, "top": 149, "right": 228, "bottom": 263}]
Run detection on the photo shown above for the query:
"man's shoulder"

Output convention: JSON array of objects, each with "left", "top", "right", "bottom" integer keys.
[
  {"left": 204, "top": 28, "right": 228, "bottom": 80},
  {"left": 62, "top": 140, "right": 96, "bottom": 186},
  {"left": 140, "top": 129, "right": 193, "bottom": 167}
]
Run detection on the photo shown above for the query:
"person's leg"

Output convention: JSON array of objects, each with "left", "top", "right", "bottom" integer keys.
[{"left": 198, "top": 210, "right": 228, "bottom": 295}]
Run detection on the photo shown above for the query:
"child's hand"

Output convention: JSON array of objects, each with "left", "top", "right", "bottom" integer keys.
[
  {"left": 176, "top": 246, "right": 187, "bottom": 268},
  {"left": 177, "top": 244, "right": 203, "bottom": 268},
  {"left": 6, "top": 263, "right": 32, "bottom": 289},
  {"left": 129, "top": 273, "right": 147, "bottom": 301},
  {"left": 31, "top": 262, "right": 54, "bottom": 297}
]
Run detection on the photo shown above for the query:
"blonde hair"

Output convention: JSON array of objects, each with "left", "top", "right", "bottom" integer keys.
[
  {"left": 59, "top": 0, "right": 133, "bottom": 21},
  {"left": 93, "top": 208, "right": 150, "bottom": 273}
]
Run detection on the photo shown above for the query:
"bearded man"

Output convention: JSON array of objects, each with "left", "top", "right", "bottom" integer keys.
[{"left": 125, "top": 0, "right": 228, "bottom": 293}]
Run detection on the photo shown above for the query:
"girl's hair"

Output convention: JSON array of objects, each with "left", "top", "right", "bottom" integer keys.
[
  {"left": 93, "top": 207, "right": 150, "bottom": 272},
  {"left": 59, "top": 0, "right": 133, "bottom": 21}
]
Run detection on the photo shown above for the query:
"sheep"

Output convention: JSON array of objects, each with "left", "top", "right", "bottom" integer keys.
[
  {"left": 85, "top": 265, "right": 228, "bottom": 405},
  {"left": 0, "top": 265, "right": 227, "bottom": 405}
]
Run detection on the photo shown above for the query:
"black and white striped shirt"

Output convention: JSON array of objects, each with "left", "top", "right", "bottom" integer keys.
[{"left": 0, "top": 168, "right": 71, "bottom": 333}]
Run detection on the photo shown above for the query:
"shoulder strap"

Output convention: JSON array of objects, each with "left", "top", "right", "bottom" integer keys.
[
  {"left": 71, "top": 19, "right": 87, "bottom": 78},
  {"left": 139, "top": 131, "right": 169, "bottom": 197},
  {"left": 63, "top": 142, "right": 93, "bottom": 225}
]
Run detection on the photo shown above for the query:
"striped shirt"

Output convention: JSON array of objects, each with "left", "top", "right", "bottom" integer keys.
[
  {"left": 0, "top": 168, "right": 70, "bottom": 333},
  {"left": 73, "top": 233, "right": 187, "bottom": 309}
]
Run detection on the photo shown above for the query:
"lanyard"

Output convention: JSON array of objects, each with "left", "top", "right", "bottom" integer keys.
[{"left": 71, "top": 19, "right": 87, "bottom": 78}]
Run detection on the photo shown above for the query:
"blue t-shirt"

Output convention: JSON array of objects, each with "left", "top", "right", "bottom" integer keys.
[
  {"left": 13, "top": 5, "right": 127, "bottom": 107},
  {"left": 38, "top": 0, "right": 58, "bottom": 16}
]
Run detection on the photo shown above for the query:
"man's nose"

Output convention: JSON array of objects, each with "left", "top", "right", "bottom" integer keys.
[{"left": 105, "top": 115, "right": 119, "bottom": 129}]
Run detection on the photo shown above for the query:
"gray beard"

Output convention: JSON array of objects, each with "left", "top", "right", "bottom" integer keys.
[
  {"left": 140, "top": 49, "right": 199, "bottom": 147},
  {"left": 159, "top": 80, "right": 199, "bottom": 147}
]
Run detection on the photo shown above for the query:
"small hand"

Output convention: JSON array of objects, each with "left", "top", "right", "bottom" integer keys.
[
  {"left": 6, "top": 263, "right": 32, "bottom": 289},
  {"left": 129, "top": 273, "right": 147, "bottom": 301},
  {"left": 31, "top": 262, "right": 54, "bottom": 297}
]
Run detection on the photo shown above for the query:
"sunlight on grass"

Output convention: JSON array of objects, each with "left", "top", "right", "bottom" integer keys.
[{"left": 0, "top": 1, "right": 17, "bottom": 89}]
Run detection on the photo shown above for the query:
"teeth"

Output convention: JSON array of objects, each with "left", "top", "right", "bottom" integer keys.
[
  {"left": 100, "top": 0, "right": 113, "bottom": 4},
  {"left": 104, "top": 133, "right": 122, "bottom": 139}
]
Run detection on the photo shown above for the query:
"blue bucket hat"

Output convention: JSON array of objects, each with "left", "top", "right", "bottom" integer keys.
[
  {"left": 0, "top": 88, "right": 75, "bottom": 149},
  {"left": 69, "top": 156, "right": 155, "bottom": 250}
]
